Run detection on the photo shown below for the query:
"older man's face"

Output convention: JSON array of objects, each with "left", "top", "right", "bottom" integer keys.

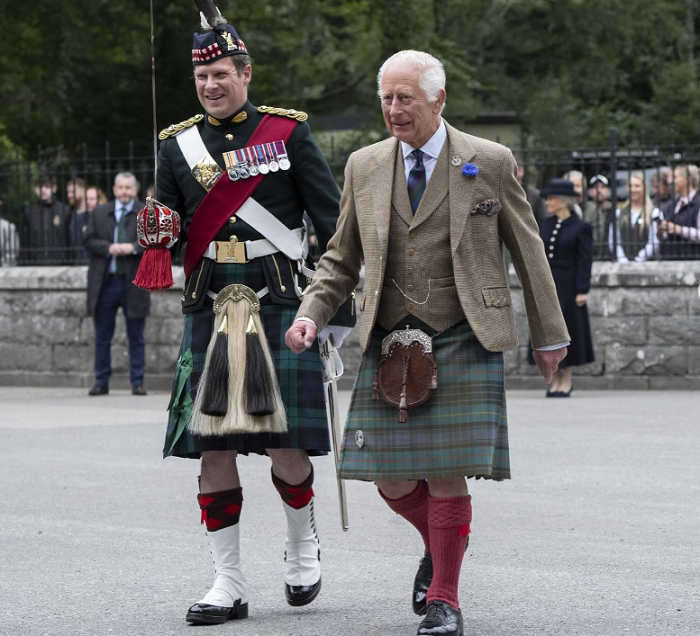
[{"left": 380, "top": 65, "right": 444, "bottom": 149}]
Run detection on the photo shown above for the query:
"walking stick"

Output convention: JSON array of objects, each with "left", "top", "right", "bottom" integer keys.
[{"left": 320, "top": 339, "right": 349, "bottom": 531}]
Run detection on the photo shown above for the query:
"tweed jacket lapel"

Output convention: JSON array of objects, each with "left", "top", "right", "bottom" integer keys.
[
  {"left": 368, "top": 137, "right": 399, "bottom": 258},
  {"left": 410, "top": 141, "right": 449, "bottom": 231},
  {"left": 446, "top": 123, "right": 477, "bottom": 256}
]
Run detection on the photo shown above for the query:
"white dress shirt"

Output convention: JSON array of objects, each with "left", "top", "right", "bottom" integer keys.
[
  {"left": 401, "top": 120, "right": 447, "bottom": 185},
  {"left": 109, "top": 200, "right": 135, "bottom": 274}
]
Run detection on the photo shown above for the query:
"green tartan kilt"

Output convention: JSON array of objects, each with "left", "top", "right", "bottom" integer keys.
[
  {"left": 338, "top": 319, "right": 510, "bottom": 481},
  {"left": 163, "top": 261, "right": 330, "bottom": 459}
]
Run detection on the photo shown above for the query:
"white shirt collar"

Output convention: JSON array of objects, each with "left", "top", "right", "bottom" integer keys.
[{"left": 400, "top": 120, "right": 447, "bottom": 161}]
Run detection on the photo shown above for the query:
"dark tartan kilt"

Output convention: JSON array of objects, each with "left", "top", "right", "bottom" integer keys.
[
  {"left": 338, "top": 319, "right": 510, "bottom": 482},
  {"left": 164, "top": 261, "right": 330, "bottom": 459}
]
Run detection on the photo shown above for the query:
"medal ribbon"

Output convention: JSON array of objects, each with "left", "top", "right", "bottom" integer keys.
[{"left": 183, "top": 115, "right": 298, "bottom": 278}]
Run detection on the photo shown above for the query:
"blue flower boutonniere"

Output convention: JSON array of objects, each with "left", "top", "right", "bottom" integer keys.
[{"left": 462, "top": 163, "right": 479, "bottom": 177}]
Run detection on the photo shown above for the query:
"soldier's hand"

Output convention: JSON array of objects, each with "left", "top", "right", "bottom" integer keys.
[
  {"left": 285, "top": 320, "right": 317, "bottom": 354},
  {"left": 532, "top": 348, "right": 567, "bottom": 384}
]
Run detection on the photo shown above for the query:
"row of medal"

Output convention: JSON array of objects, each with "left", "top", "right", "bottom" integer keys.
[{"left": 222, "top": 140, "right": 291, "bottom": 181}]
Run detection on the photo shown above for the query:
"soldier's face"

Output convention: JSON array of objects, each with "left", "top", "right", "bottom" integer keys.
[
  {"left": 195, "top": 57, "right": 251, "bottom": 119},
  {"left": 113, "top": 177, "right": 138, "bottom": 205},
  {"left": 380, "top": 65, "right": 445, "bottom": 149}
]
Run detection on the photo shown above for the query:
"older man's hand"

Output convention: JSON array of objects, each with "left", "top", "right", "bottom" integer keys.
[
  {"left": 532, "top": 348, "right": 568, "bottom": 384},
  {"left": 285, "top": 320, "right": 317, "bottom": 354}
]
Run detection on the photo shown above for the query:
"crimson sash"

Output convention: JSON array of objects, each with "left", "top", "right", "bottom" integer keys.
[{"left": 183, "top": 115, "right": 298, "bottom": 278}]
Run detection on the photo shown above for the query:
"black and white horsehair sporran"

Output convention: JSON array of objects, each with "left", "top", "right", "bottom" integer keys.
[{"left": 190, "top": 284, "right": 287, "bottom": 436}]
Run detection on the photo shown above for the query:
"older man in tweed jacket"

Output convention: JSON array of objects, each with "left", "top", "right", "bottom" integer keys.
[{"left": 287, "top": 50, "right": 569, "bottom": 636}]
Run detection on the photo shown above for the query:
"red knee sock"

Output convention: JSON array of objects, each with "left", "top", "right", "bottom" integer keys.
[
  {"left": 271, "top": 466, "right": 314, "bottom": 509},
  {"left": 379, "top": 480, "right": 431, "bottom": 555},
  {"left": 197, "top": 487, "right": 243, "bottom": 532},
  {"left": 426, "top": 495, "right": 472, "bottom": 610}
]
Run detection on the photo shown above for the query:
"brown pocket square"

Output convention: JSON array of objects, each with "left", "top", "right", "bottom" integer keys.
[{"left": 471, "top": 198, "right": 502, "bottom": 216}]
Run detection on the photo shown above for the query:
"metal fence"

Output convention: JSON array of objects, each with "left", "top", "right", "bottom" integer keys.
[{"left": 1, "top": 128, "right": 699, "bottom": 265}]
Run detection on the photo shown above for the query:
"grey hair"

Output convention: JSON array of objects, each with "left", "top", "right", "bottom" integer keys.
[
  {"left": 563, "top": 195, "right": 578, "bottom": 211},
  {"left": 563, "top": 170, "right": 586, "bottom": 188},
  {"left": 114, "top": 171, "right": 140, "bottom": 190},
  {"left": 377, "top": 50, "right": 446, "bottom": 105}
]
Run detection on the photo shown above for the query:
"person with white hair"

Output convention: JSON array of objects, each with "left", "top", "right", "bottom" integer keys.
[{"left": 287, "top": 49, "right": 569, "bottom": 636}]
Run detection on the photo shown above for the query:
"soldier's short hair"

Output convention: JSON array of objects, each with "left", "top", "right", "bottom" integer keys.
[
  {"left": 192, "top": 54, "right": 251, "bottom": 78},
  {"left": 232, "top": 54, "right": 251, "bottom": 75}
]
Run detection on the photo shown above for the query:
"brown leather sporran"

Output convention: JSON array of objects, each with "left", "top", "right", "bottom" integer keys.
[{"left": 371, "top": 328, "right": 438, "bottom": 422}]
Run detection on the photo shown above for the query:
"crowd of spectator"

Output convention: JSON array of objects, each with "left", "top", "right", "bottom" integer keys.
[
  {"left": 2, "top": 161, "right": 699, "bottom": 265},
  {"left": 518, "top": 161, "right": 700, "bottom": 261},
  {"left": 0, "top": 174, "right": 136, "bottom": 265}
]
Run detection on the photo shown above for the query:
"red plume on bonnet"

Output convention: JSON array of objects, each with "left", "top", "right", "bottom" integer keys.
[{"left": 133, "top": 198, "right": 181, "bottom": 291}]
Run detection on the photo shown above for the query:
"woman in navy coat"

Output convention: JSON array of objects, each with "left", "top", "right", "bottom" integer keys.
[{"left": 530, "top": 179, "right": 595, "bottom": 396}]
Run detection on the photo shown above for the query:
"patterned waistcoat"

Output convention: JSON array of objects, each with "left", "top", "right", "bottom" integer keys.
[{"left": 376, "top": 143, "right": 466, "bottom": 332}]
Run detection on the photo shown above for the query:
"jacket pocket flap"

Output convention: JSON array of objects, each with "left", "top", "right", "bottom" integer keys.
[{"left": 481, "top": 286, "right": 511, "bottom": 308}]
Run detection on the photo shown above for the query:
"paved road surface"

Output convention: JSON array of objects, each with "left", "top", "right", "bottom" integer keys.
[{"left": 0, "top": 388, "right": 698, "bottom": 636}]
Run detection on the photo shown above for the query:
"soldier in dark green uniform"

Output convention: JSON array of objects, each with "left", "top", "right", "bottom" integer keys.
[{"left": 157, "top": 9, "right": 354, "bottom": 626}]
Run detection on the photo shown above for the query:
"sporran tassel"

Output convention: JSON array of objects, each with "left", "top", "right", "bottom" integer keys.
[
  {"left": 199, "top": 314, "right": 230, "bottom": 416},
  {"left": 244, "top": 314, "right": 276, "bottom": 416}
]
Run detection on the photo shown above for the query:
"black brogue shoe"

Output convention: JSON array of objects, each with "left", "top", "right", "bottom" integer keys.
[{"left": 417, "top": 600, "right": 463, "bottom": 636}]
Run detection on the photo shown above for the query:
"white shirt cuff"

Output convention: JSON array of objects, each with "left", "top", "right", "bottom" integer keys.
[{"left": 535, "top": 342, "right": 570, "bottom": 351}]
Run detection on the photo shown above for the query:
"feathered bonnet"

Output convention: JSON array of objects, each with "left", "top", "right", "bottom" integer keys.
[{"left": 192, "top": 1, "right": 248, "bottom": 65}]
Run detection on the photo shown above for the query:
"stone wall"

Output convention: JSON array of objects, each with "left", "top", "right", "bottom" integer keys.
[
  {"left": 506, "top": 261, "right": 700, "bottom": 390},
  {"left": 0, "top": 267, "right": 185, "bottom": 390},
  {"left": 0, "top": 262, "right": 698, "bottom": 390}
]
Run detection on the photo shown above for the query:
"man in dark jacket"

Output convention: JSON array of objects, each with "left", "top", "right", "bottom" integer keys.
[
  {"left": 84, "top": 172, "right": 149, "bottom": 396},
  {"left": 19, "top": 173, "right": 71, "bottom": 264}
]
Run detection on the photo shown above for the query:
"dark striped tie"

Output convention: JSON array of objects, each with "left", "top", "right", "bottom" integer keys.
[{"left": 407, "top": 149, "right": 426, "bottom": 214}]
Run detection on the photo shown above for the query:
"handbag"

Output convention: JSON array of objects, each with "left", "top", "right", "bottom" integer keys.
[{"left": 371, "top": 327, "right": 438, "bottom": 422}]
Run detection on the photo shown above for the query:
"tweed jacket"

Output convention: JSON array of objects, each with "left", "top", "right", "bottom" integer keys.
[{"left": 297, "top": 121, "right": 569, "bottom": 352}]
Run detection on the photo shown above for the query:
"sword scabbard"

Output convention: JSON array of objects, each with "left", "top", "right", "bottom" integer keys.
[{"left": 321, "top": 339, "right": 349, "bottom": 531}]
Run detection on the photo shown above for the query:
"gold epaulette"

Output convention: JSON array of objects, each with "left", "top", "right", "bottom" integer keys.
[
  {"left": 158, "top": 114, "right": 204, "bottom": 141},
  {"left": 257, "top": 105, "right": 308, "bottom": 122}
]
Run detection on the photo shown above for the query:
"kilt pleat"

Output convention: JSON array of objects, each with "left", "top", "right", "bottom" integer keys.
[
  {"left": 164, "top": 261, "right": 330, "bottom": 459},
  {"left": 338, "top": 320, "right": 510, "bottom": 481}
]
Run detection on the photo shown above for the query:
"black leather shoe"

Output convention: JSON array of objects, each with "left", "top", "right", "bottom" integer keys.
[
  {"left": 186, "top": 600, "right": 248, "bottom": 625},
  {"left": 88, "top": 384, "right": 108, "bottom": 396},
  {"left": 417, "top": 600, "right": 463, "bottom": 636},
  {"left": 285, "top": 578, "right": 322, "bottom": 607},
  {"left": 132, "top": 384, "right": 147, "bottom": 396},
  {"left": 413, "top": 554, "right": 433, "bottom": 615}
]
